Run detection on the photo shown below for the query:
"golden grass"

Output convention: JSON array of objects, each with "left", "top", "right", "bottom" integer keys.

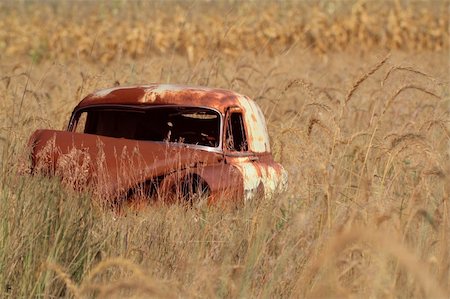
[
  {"left": 0, "top": 1, "right": 449, "bottom": 298},
  {"left": 345, "top": 53, "right": 390, "bottom": 104}
]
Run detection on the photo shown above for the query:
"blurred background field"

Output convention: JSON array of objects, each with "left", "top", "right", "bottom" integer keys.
[
  {"left": 0, "top": 1, "right": 449, "bottom": 298},
  {"left": 0, "top": 0, "right": 448, "bottom": 63}
]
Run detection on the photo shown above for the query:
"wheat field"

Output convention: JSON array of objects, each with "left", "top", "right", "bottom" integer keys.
[{"left": 0, "top": 1, "right": 449, "bottom": 298}]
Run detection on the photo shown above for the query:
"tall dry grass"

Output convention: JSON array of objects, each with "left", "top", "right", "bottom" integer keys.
[{"left": 0, "top": 1, "right": 449, "bottom": 298}]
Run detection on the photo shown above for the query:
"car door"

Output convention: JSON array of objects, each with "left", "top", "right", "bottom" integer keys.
[{"left": 223, "top": 107, "right": 265, "bottom": 201}]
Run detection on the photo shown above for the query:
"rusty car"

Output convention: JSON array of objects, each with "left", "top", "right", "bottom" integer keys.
[{"left": 29, "top": 84, "right": 287, "bottom": 207}]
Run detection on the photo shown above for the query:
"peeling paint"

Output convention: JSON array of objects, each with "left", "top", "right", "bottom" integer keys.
[
  {"left": 140, "top": 91, "right": 158, "bottom": 103},
  {"left": 233, "top": 161, "right": 287, "bottom": 201},
  {"left": 237, "top": 96, "right": 271, "bottom": 153}
]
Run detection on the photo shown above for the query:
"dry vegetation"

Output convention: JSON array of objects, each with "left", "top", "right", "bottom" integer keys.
[
  {"left": 0, "top": 1, "right": 448, "bottom": 63},
  {"left": 0, "top": 1, "right": 449, "bottom": 298}
]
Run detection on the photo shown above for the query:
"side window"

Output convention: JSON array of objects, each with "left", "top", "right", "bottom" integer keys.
[
  {"left": 226, "top": 112, "right": 248, "bottom": 152},
  {"left": 74, "top": 112, "right": 88, "bottom": 133}
]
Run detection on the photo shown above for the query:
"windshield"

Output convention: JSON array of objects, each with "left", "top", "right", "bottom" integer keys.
[{"left": 74, "top": 106, "right": 221, "bottom": 147}]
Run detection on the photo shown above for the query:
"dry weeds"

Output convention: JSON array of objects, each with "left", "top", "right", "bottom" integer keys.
[{"left": 0, "top": 1, "right": 449, "bottom": 298}]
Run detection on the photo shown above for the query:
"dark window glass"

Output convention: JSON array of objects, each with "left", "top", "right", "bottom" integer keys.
[
  {"left": 226, "top": 112, "right": 248, "bottom": 151},
  {"left": 79, "top": 107, "right": 220, "bottom": 147}
]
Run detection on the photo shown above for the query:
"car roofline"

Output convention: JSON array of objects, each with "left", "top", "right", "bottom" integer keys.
[{"left": 76, "top": 84, "right": 250, "bottom": 113}]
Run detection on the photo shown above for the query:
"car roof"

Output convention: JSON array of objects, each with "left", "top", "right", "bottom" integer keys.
[{"left": 75, "top": 84, "right": 249, "bottom": 114}]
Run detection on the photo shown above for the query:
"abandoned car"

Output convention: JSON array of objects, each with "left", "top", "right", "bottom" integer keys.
[{"left": 29, "top": 84, "right": 287, "bottom": 205}]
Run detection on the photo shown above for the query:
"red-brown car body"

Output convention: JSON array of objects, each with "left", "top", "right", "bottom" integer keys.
[{"left": 29, "top": 84, "right": 287, "bottom": 205}]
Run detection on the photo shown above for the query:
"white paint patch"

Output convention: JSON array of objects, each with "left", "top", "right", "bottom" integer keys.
[
  {"left": 234, "top": 162, "right": 260, "bottom": 201},
  {"left": 234, "top": 162, "right": 288, "bottom": 201},
  {"left": 92, "top": 85, "right": 155, "bottom": 98},
  {"left": 145, "top": 84, "right": 189, "bottom": 94},
  {"left": 140, "top": 91, "right": 158, "bottom": 103},
  {"left": 237, "top": 96, "right": 271, "bottom": 153},
  {"left": 140, "top": 84, "right": 207, "bottom": 103}
]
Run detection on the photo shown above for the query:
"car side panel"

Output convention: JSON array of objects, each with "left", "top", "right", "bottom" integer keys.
[{"left": 29, "top": 129, "right": 225, "bottom": 200}]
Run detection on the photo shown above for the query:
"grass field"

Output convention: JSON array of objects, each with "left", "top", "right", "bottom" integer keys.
[{"left": 0, "top": 1, "right": 449, "bottom": 298}]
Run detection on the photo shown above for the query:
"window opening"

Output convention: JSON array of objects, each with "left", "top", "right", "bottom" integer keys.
[
  {"left": 77, "top": 106, "right": 220, "bottom": 147},
  {"left": 226, "top": 112, "right": 248, "bottom": 152}
]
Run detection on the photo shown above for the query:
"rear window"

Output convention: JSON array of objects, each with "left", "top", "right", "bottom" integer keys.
[{"left": 74, "top": 106, "right": 221, "bottom": 147}]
